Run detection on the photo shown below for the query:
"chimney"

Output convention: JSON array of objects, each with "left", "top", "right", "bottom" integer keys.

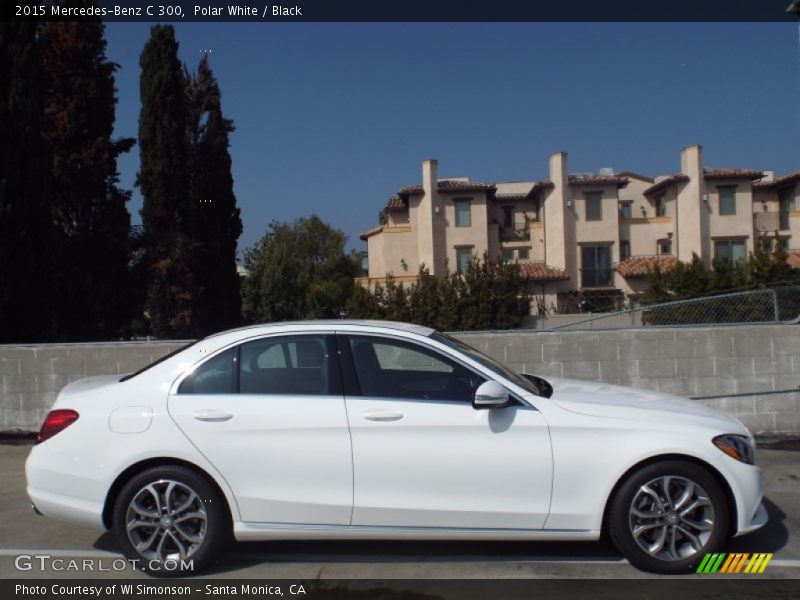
[
  {"left": 680, "top": 144, "right": 703, "bottom": 179},
  {"left": 549, "top": 152, "right": 568, "bottom": 189},
  {"left": 544, "top": 152, "right": 571, "bottom": 271},
  {"left": 417, "top": 159, "right": 439, "bottom": 275},
  {"left": 677, "top": 144, "right": 708, "bottom": 263},
  {"left": 422, "top": 159, "right": 438, "bottom": 196}
]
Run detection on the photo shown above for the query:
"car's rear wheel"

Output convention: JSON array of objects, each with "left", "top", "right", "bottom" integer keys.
[
  {"left": 112, "top": 465, "right": 228, "bottom": 576},
  {"left": 608, "top": 460, "right": 730, "bottom": 574}
]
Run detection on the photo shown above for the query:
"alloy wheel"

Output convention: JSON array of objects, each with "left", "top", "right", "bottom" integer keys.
[
  {"left": 628, "top": 475, "right": 715, "bottom": 561},
  {"left": 125, "top": 479, "right": 208, "bottom": 562}
]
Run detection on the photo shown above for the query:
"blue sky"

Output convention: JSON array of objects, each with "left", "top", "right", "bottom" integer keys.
[{"left": 104, "top": 22, "right": 800, "bottom": 257}]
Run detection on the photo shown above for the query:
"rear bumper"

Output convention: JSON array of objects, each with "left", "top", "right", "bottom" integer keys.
[{"left": 25, "top": 446, "right": 106, "bottom": 530}]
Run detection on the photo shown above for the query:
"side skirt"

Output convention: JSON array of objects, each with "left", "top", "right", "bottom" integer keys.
[{"left": 234, "top": 522, "right": 600, "bottom": 542}]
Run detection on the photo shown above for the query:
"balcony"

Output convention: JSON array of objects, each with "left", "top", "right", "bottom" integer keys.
[
  {"left": 756, "top": 211, "right": 786, "bottom": 232},
  {"left": 499, "top": 225, "right": 531, "bottom": 242}
]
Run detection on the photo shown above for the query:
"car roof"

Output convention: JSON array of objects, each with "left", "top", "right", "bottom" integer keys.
[{"left": 204, "top": 320, "right": 435, "bottom": 340}]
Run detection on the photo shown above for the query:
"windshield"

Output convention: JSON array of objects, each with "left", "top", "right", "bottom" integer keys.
[
  {"left": 431, "top": 332, "right": 542, "bottom": 397},
  {"left": 119, "top": 340, "right": 198, "bottom": 382}
]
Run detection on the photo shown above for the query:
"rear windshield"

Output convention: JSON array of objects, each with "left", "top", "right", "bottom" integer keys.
[{"left": 119, "top": 341, "right": 198, "bottom": 382}]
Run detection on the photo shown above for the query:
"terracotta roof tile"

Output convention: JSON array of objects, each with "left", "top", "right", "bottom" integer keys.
[
  {"left": 704, "top": 168, "right": 765, "bottom": 180},
  {"left": 384, "top": 196, "right": 406, "bottom": 211},
  {"left": 519, "top": 262, "right": 570, "bottom": 282},
  {"left": 359, "top": 226, "right": 384, "bottom": 241},
  {"left": 617, "top": 255, "right": 678, "bottom": 278},
  {"left": 568, "top": 174, "right": 629, "bottom": 188},
  {"left": 399, "top": 180, "right": 496, "bottom": 195},
  {"left": 644, "top": 174, "right": 689, "bottom": 196},
  {"left": 753, "top": 172, "right": 800, "bottom": 189}
]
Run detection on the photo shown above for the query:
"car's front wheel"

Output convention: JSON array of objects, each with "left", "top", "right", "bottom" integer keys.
[
  {"left": 608, "top": 460, "right": 730, "bottom": 574},
  {"left": 112, "top": 465, "right": 228, "bottom": 576}
]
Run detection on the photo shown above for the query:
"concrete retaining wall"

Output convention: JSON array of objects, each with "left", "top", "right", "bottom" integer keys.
[
  {"left": 457, "top": 324, "right": 800, "bottom": 436},
  {"left": 0, "top": 341, "right": 187, "bottom": 432},
  {"left": 1, "top": 324, "right": 798, "bottom": 435}
]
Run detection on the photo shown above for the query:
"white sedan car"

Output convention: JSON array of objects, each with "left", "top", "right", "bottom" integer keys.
[{"left": 26, "top": 320, "right": 765, "bottom": 575}]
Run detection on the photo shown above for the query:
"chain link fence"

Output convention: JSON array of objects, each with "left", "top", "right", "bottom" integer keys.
[{"left": 552, "top": 286, "right": 800, "bottom": 331}]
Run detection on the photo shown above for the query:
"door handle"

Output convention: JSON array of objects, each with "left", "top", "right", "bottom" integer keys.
[
  {"left": 363, "top": 409, "right": 404, "bottom": 422},
  {"left": 193, "top": 410, "right": 233, "bottom": 422}
]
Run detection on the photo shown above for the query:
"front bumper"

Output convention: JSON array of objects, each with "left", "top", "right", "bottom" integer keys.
[{"left": 735, "top": 501, "right": 768, "bottom": 537}]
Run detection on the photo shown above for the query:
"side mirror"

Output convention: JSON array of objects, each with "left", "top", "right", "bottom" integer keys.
[{"left": 472, "top": 380, "right": 511, "bottom": 410}]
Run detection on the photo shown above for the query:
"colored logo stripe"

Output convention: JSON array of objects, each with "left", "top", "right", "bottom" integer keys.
[{"left": 697, "top": 552, "right": 773, "bottom": 574}]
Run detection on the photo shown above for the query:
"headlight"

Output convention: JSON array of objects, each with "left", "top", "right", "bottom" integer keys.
[{"left": 713, "top": 434, "right": 756, "bottom": 465}]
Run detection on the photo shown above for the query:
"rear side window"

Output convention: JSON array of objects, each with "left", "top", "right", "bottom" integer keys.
[
  {"left": 178, "top": 347, "right": 237, "bottom": 394},
  {"left": 239, "top": 335, "right": 331, "bottom": 395}
]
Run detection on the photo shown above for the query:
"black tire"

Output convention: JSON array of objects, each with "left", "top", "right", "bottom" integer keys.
[
  {"left": 112, "top": 465, "right": 229, "bottom": 576},
  {"left": 608, "top": 460, "right": 730, "bottom": 574}
]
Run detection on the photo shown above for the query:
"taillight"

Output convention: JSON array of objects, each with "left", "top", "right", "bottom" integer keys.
[{"left": 36, "top": 409, "right": 79, "bottom": 444}]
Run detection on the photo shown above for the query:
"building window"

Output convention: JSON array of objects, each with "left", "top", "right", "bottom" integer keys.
[
  {"left": 585, "top": 192, "right": 602, "bottom": 221},
  {"left": 454, "top": 198, "right": 472, "bottom": 227},
  {"left": 714, "top": 239, "right": 746, "bottom": 263},
  {"left": 501, "top": 248, "right": 514, "bottom": 262},
  {"left": 581, "top": 245, "right": 612, "bottom": 288},
  {"left": 779, "top": 189, "right": 795, "bottom": 230},
  {"left": 655, "top": 196, "right": 666, "bottom": 217},
  {"left": 502, "top": 206, "right": 513, "bottom": 228},
  {"left": 532, "top": 197, "right": 542, "bottom": 222},
  {"left": 518, "top": 248, "right": 529, "bottom": 261},
  {"left": 718, "top": 186, "right": 736, "bottom": 216},
  {"left": 456, "top": 247, "right": 473, "bottom": 273},
  {"left": 619, "top": 202, "right": 632, "bottom": 219},
  {"left": 620, "top": 240, "right": 631, "bottom": 259},
  {"left": 658, "top": 239, "right": 672, "bottom": 255}
]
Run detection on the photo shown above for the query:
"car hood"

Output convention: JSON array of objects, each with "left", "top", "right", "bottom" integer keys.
[{"left": 546, "top": 377, "right": 747, "bottom": 433}]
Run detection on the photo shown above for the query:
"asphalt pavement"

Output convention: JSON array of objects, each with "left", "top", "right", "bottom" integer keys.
[{"left": 1, "top": 442, "right": 799, "bottom": 579}]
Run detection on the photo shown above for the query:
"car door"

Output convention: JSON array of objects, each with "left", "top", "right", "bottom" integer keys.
[
  {"left": 167, "top": 334, "right": 353, "bottom": 525},
  {"left": 340, "top": 333, "right": 553, "bottom": 530}
]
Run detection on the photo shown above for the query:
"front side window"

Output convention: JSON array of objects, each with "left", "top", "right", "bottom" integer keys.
[
  {"left": 620, "top": 240, "right": 631, "bottom": 259},
  {"left": 518, "top": 248, "right": 529, "bottom": 261},
  {"left": 581, "top": 245, "right": 612, "bottom": 287},
  {"left": 658, "top": 239, "right": 672, "bottom": 255},
  {"left": 585, "top": 192, "right": 602, "bottom": 221},
  {"left": 456, "top": 247, "right": 472, "bottom": 273},
  {"left": 454, "top": 198, "right": 472, "bottom": 227},
  {"left": 348, "top": 336, "right": 484, "bottom": 402},
  {"left": 178, "top": 347, "right": 237, "bottom": 394},
  {"left": 714, "top": 239, "right": 746, "bottom": 263},
  {"left": 718, "top": 186, "right": 736, "bottom": 216},
  {"left": 240, "top": 335, "right": 330, "bottom": 395},
  {"left": 619, "top": 202, "right": 632, "bottom": 219},
  {"left": 432, "top": 332, "right": 542, "bottom": 397},
  {"left": 501, "top": 248, "right": 514, "bottom": 262}
]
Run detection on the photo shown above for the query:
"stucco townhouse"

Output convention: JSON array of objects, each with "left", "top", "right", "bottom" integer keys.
[{"left": 359, "top": 145, "right": 800, "bottom": 313}]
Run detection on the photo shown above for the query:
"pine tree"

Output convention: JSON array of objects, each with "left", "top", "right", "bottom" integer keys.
[
  {"left": 138, "top": 25, "right": 197, "bottom": 337},
  {"left": 185, "top": 56, "right": 243, "bottom": 335},
  {"left": 407, "top": 265, "right": 440, "bottom": 328},
  {"left": 39, "top": 6, "right": 135, "bottom": 340},
  {"left": 0, "top": 21, "right": 57, "bottom": 342}
]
